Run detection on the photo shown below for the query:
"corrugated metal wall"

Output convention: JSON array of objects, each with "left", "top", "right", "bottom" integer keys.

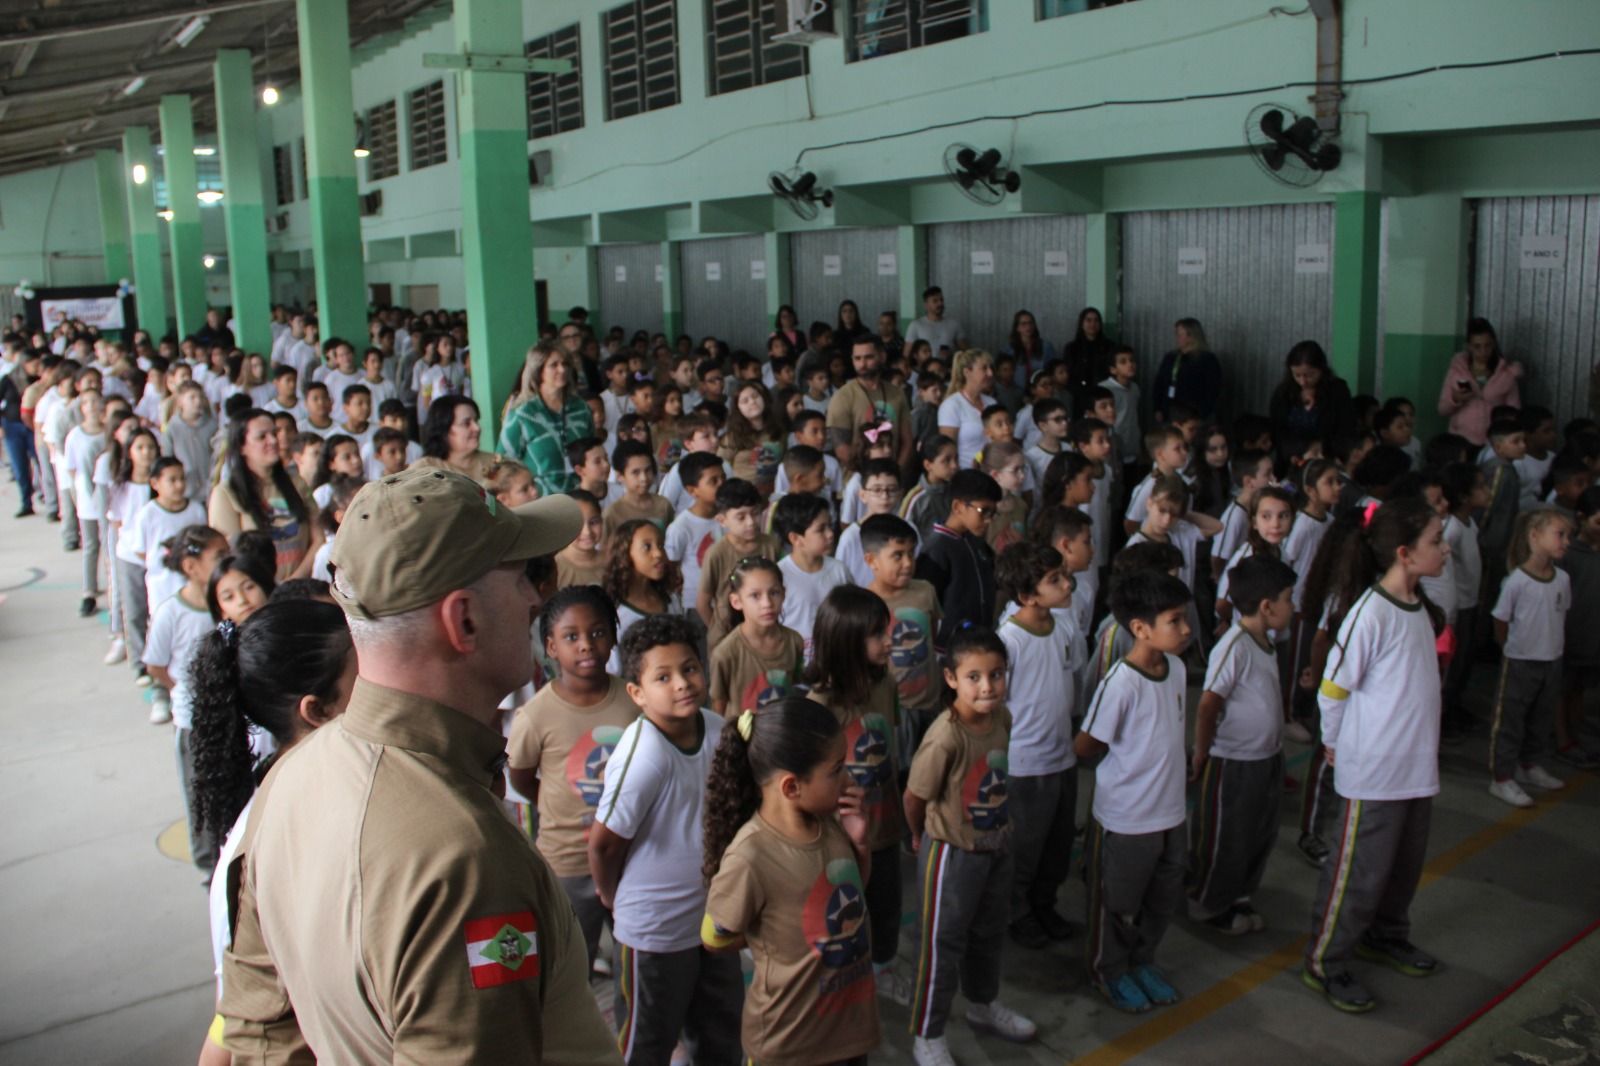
[
  {"left": 925, "top": 216, "right": 1088, "bottom": 354},
  {"left": 597, "top": 243, "right": 664, "bottom": 338},
  {"left": 680, "top": 235, "right": 767, "bottom": 355},
  {"left": 1470, "top": 196, "right": 1600, "bottom": 427},
  {"left": 790, "top": 227, "right": 901, "bottom": 332},
  {"left": 1120, "top": 204, "right": 1336, "bottom": 421}
]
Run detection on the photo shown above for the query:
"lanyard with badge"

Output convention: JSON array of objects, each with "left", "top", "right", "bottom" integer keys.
[{"left": 1168, "top": 353, "right": 1183, "bottom": 401}]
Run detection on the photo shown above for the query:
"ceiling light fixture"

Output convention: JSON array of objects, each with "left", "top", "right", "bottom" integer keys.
[
  {"left": 158, "top": 209, "right": 174, "bottom": 221},
  {"left": 203, "top": 256, "right": 217, "bottom": 269},
  {"left": 122, "top": 76, "right": 148, "bottom": 97},
  {"left": 193, "top": 147, "right": 216, "bottom": 156},
  {"left": 173, "top": 16, "right": 209, "bottom": 48},
  {"left": 262, "top": 85, "right": 279, "bottom": 106},
  {"left": 131, "top": 163, "right": 148, "bottom": 184},
  {"left": 354, "top": 148, "right": 370, "bottom": 158},
  {"left": 196, "top": 190, "right": 225, "bottom": 204}
]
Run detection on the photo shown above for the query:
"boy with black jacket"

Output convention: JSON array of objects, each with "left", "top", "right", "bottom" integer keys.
[{"left": 916, "top": 469, "right": 1003, "bottom": 653}]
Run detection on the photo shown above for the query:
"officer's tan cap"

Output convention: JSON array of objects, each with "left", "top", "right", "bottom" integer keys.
[{"left": 330, "top": 467, "right": 580, "bottom": 620}]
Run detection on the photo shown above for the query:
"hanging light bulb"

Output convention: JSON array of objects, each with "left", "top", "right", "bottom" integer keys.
[
  {"left": 203, "top": 256, "right": 217, "bottom": 269},
  {"left": 131, "top": 163, "right": 148, "bottom": 185},
  {"left": 158, "top": 209, "right": 174, "bottom": 221},
  {"left": 262, "top": 84, "right": 279, "bottom": 106}
]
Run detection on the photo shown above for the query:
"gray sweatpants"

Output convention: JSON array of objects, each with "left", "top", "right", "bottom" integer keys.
[
  {"left": 614, "top": 942, "right": 743, "bottom": 1066},
  {"left": 558, "top": 873, "right": 610, "bottom": 973},
  {"left": 1188, "top": 753, "right": 1282, "bottom": 918},
  {"left": 1084, "top": 820, "right": 1185, "bottom": 984},
  {"left": 1490, "top": 657, "right": 1560, "bottom": 779},
  {"left": 1008, "top": 768, "right": 1078, "bottom": 922},
  {"left": 1305, "top": 796, "right": 1431, "bottom": 978},
  {"left": 79, "top": 516, "right": 102, "bottom": 595},
  {"left": 910, "top": 835, "right": 1012, "bottom": 1038},
  {"left": 116, "top": 557, "right": 150, "bottom": 668}
]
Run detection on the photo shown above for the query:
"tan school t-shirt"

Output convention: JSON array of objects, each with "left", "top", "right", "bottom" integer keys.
[
  {"left": 807, "top": 676, "right": 904, "bottom": 853},
  {"left": 906, "top": 707, "right": 1013, "bottom": 852}
]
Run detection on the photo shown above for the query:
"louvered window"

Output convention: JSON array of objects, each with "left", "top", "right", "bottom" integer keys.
[
  {"left": 526, "top": 24, "right": 584, "bottom": 140},
  {"left": 706, "top": 0, "right": 807, "bottom": 95},
  {"left": 408, "top": 81, "right": 449, "bottom": 170},
  {"left": 849, "top": 0, "right": 981, "bottom": 62},
  {"left": 297, "top": 136, "right": 308, "bottom": 196},
  {"left": 273, "top": 144, "right": 295, "bottom": 204},
  {"left": 364, "top": 100, "right": 400, "bottom": 181},
  {"left": 1037, "top": 0, "right": 1135, "bottom": 20},
  {"left": 603, "top": 0, "right": 680, "bottom": 121}
]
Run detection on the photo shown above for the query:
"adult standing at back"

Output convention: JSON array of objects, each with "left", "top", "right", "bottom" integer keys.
[
  {"left": 938, "top": 348, "right": 998, "bottom": 468},
  {"left": 828, "top": 335, "right": 913, "bottom": 471},
  {"left": 500, "top": 343, "right": 596, "bottom": 496},
  {"left": 1000, "top": 309, "right": 1055, "bottom": 388},
  {"left": 1153, "top": 317, "right": 1223, "bottom": 421},
  {"left": 834, "top": 299, "right": 870, "bottom": 351},
  {"left": 1064, "top": 306, "right": 1117, "bottom": 394},
  {"left": 904, "top": 286, "right": 969, "bottom": 364},
  {"left": 1269, "top": 341, "right": 1353, "bottom": 448},
  {"left": 216, "top": 470, "right": 618, "bottom": 1064},
  {"left": 207, "top": 409, "right": 320, "bottom": 581},
  {"left": 1437, "top": 317, "right": 1522, "bottom": 446}
]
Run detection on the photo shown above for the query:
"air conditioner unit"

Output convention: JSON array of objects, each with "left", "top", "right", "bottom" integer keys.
[
  {"left": 359, "top": 191, "right": 383, "bottom": 217},
  {"left": 264, "top": 212, "right": 290, "bottom": 234},
  {"left": 772, "top": 0, "right": 837, "bottom": 44},
  {"left": 529, "top": 150, "right": 553, "bottom": 188}
]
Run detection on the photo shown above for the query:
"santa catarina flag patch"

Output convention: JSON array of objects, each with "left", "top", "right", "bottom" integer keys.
[{"left": 465, "top": 911, "right": 539, "bottom": 989}]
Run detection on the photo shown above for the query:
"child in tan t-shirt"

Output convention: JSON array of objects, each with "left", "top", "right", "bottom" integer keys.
[
  {"left": 507, "top": 586, "right": 640, "bottom": 970},
  {"left": 603, "top": 440, "right": 674, "bottom": 545},
  {"left": 903, "top": 627, "right": 1036, "bottom": 1065},
  {"left": 803, "top": 585, "right": 910, "bottom": 1007},
  {"left": 702, "top": 698, "right": 879, "bottom": 1066},
  {"left": 556, "top": 490, "right": 607, "bottom": 589},
  {"left": 863, "top": 514, "right": 943, "bottom": 764},
  {"left": 709, "top": 557, "right": 803, "bottom": 717},
  {"left": 698, "top": 478, "right": 779, "bottom": 650}
]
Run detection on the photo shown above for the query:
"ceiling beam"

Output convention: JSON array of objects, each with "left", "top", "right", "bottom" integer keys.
[
  {"left": 8, "top": 40, "right": 40, "bottom": 78},
  {"left": 2, "top": 0, "right": 292, "bottom": 46},
  {"left": 0, "top": 56, "right": 218, "bottom": 106}
]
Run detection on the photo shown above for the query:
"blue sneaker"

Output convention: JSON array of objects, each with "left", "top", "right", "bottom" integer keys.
[
  {"left": 1132, "top": 964, "right": 1181, "bottom": 1005},
  {"left": 1095, "top": 973, "right": 1152, "bottom": 1014}
]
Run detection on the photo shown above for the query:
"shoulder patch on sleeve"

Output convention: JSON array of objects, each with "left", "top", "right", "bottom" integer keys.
[{"left": 464, "top": 911, "right": 540, "bottom": 988}]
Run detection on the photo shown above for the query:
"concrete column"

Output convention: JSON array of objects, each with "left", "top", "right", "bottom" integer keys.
[
  {"left": 94, "top": 150, "right": 132, "bottom": 286},
  {"left": 896, "top": 225, "right": 926, "bottom": 327},
  {"left": 1084, "top": 212, "right": 1121, "bottom": 340},
  {"left": 214, "top": 50, "right": 274, "bottom": 357},
  {"left": 763, "top": 231, "right": 792, "bottom": 329},
  {"left": 1384, "top": 193, "right": 1469, "bottom": 440},
  {"left": 454, "top": 0, "right": 539, "bottom": 445},
  {"left": 121, "top": 127, "right": 168, "bottom": 338},
  {"left": 660, "top": 241, "right": 683, "bottom": 342},
  {"left": 1331, "top": 191, "right": 1382, "bottom": 396},
  {"left": 297, "top": 0, "right": 366, "bottom": 346},
  {"left": 160, "top": 95, "right": 208, "bottom": 339}
]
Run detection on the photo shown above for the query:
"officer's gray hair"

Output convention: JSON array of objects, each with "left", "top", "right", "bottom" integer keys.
[{"left": 332, "top": 567, "right": 491, "bottom": 650}]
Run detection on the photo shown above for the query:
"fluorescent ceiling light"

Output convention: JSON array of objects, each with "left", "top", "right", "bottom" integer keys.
[
  {"left": 131, "top": 163, "right": 148, "bottom": 184},
  {"left": 193, "top": 147, "right": 216, "bottom": 156},
  {"left": 196, "top": 189, "right": 225, "bottom": 204},
  {"left": 203, "top": 256, "right": 217, "bottom": 268},
  {"left": 353, "top": 148, "right": 371, "bottom": 158},
  {"left": 122, "top": 76, "right": 148, "bottom": 97},
  {"left": 173, "top": 16, "right": 209, "bottom": 48},
  {"left": 262, "top": 85, "right": 279, "bottom": 106},
  {"left": 158, "top": 209, "right": 174, "bottom": 221}
]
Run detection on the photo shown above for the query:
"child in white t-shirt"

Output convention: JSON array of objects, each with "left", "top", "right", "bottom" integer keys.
[
  {"left": 663, "top": 453, "right": 725, "bottom": 616},
  {"left": 589, "top": 615, "right": 742, "bottom": 1066},
  {"left": 102, "top": 430, "right": 159, "bottom": 671},
  {"left": 1190, "top": 556, "right": 1297, "bottom": 936},
  {"left": 1488, "top": 506, "right": 1573, "bottom": 806},
  {"left": 63, "top": 390, "right": 109, "bottom": 616},
  {"left": 838, "top": 460, "right": 909, "bottom": 586},
  {"left": 773, "top": 492, "right": 850, "bottom": 664},
  {"left": 996, "top": 542, "right": 1078, "bottom": 950},
  {"left": 1076, "top": 570, "right": 1192, "bottom": 1015},
  {"left": 1124, "top": 423, "right": 1192, "bottom": 534}
]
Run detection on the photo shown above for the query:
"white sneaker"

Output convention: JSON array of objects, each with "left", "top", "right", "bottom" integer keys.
[
  {"left": 103, "top": 637, "right": 126, "bottom": 665},
  {"left": 875, "top": 963, "right": 912, "bottom": 1006},
  {"left": 148, "top": 700, "right": 173, "bottom": 726},
  {"left": 913, "top": 1035, "right": 958, "bottom": 1066},
  {"left": 965, "top": 1000, "right": 1037, "bottom": 1043},
  {"left": 1515, "top": 764, "right": 1565, "bottom": 790},
  {"left": 1488, "top": 778, "right": 1534, "bottom": 808},
  {"left": 1283, "top": 719, "right": 1313, "bottom": 744}
]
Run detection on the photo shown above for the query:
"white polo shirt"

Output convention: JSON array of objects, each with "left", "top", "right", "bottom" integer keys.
[
  {"left": 999, "top": 616, "right": 1076, "bottom": 778},
  {"left": 1492, "top": 566, "right": 1570, "bottom": 661},
  {"left": 1083, "top": 653, "right": 1187, "bottom": 834},
  {"left": 1203, "top": 624, "right": 1283, "bottom": 761}
]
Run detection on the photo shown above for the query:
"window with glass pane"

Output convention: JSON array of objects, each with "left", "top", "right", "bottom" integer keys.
[
  {"left": 273, "top": 145, "right": 295, "bottom": 204},
  {"left": 297, "top": 136, "right": 307, "bottom": 197},
  {"left": 527, "top": 24, "right": 584, "bottom": 139},
  {"left": 706, "top": 0, "right": 807, "bottom": 95},
  {"left": 365, "top": 100, "right": 400, "bottom": 181},
  {"left": 603, "top": 0, "right": 680, "bottom": 120},
  {"left": 849, "top": 0, "right": 982, "bottom": 61},
  {"left": 408, "top": 81, "right": 449, "bottom": 169},
  {"left": 1037, "top": 0, "right": 1134, "bottom": 20}
]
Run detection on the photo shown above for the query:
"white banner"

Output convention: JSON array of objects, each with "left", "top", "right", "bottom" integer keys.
[{"left": 41, "top": 295, "right": 125, "bottom": 330}]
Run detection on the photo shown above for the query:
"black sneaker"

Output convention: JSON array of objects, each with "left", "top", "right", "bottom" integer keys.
[
  {"left": 1008, "top": 914, "right": 1049, "bottom": 950},
  {"left": 1301, "top": 967, "right": 1375, "bottom": 1013},
  {"left": 78, "top": 596, "right": 96, "bottom": 618},
  {"left": 1297, "top": 832, "right": 1330, "bottom": 868},
  {"left": 1035, "top": 907, "right": 1073, "bottom": 941},
  {"left": 1355, "top": 934, "right": 1437, "bottom": 977},
  {"left": 14, "top": 505, "right": 34, "bottom": 518}
]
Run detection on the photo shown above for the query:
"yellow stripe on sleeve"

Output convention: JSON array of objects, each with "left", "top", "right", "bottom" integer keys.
[
  {"left": 208, "top": 1013, "right": 227, "bottom": 1048},
  {"left": 702, "top": 912, "right": 740, "bottom": 950},
  {"left": 1319, "top": 678, "right": 1350, "bottom": 701}
]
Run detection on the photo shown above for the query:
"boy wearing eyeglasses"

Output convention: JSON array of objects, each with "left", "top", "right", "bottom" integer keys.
[{"left": 915, "top": 469, "right": 1004, "bottom": 655}]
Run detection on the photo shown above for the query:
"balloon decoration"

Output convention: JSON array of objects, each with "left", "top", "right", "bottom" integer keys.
[{"left": 12, "top": 279, "right": 36, "bottom": 299}]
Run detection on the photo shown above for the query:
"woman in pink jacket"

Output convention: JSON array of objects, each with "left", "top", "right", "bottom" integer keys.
[{"left": 1437, "top": 317, "right": 1522, "bottom": 446}]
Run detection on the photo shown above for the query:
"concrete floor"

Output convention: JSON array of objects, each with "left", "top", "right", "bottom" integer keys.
[{"left": 1, "top": 471, "right": 1597, "bottom": 1066}]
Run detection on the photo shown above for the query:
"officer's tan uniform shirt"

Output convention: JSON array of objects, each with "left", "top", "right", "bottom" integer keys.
[{"left": 218, "top": 679, "right": 620, "bottom": 1065}]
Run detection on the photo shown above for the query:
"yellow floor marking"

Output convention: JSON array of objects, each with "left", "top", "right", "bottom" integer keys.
[{"left": 1066, "top": 772, "right": 1595, "bottom": 1066}]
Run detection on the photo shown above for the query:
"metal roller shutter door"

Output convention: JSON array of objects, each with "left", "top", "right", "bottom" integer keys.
[
  {"left": 680, "top": 235, "right": 767, "bottom": 355},
  {"left": 789, "top": 227, "right": 901, "bottom": 334},
  {"left": 925, "top": 216, "right": 1088, "bottom": 358},
  {"left": 597, "top": 243, "right": 664, "bottom": 339}
]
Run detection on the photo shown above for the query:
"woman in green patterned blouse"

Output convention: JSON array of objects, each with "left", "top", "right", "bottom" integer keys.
[{"left": 498, "top": 343, "right": 594, "bottom": 495}]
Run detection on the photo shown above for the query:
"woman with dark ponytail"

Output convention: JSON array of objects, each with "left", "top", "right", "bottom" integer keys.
[
  {"left": 189, "top": 598, "right": 355, "bottom": 1063},
  {"left": 700, "top": 697, "right": 878, "bottom": 1066}
]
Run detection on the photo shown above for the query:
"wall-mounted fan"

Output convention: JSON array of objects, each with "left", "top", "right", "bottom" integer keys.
[
  {"left": 943, "top": 144, "right": 1021, "bottom": 206},
  {"left": 769, "top": 168, "right": 833, "bottom": 221},
  {"left": 1245, "top": 103, "right": 1341, "bottom": 187}
]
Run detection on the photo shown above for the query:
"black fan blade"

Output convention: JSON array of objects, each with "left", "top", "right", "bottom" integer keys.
[
  {"left": 769, "top": 173, "right": 793, "bottom": 196},
  {"left": 975, "top": 148, "right": 1002, "bottom": 176},
  {"left": 791, "top": 172, "right": 817, "bottom": 197},
  {"left": 955, "top": 147, "right": 978, "bottom": 170},
  {"left": 1262, "top": 147, "right": 1287, "bottom": 172},
  {"left": 1313, "top": 144, "right": 1342, "bottom": 171},
  {"left": 1285, "top": 116, "right": 1321, "bottom": 150},
  {"left": 1259, "top": 109, "right": 1285, "bottom": 139},
  {"left": 1002, "top": 171, "right": 1021, "bottom": 194}
]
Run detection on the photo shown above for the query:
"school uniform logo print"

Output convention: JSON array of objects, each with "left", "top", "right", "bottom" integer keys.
[
  {"left": 961, "top": 750, "right": 1009, "bottom": 830},
  {"left": 740, "top": 669, "right": 794, "bottom": 712},
  {"left": 844, "top": 713, "right": 892, "bottom": 792},
  {"left": 695, "top": 533, "right": 717, "bottom": 569},
  {"left": 565, "top": 724, "right": 625, "bottom": 820},
  {"left": 890, "top": 607, "right": 931, "bottom": 697},
  {"left": 801, "top": 858, "right": 872, "bottom": 1014}
]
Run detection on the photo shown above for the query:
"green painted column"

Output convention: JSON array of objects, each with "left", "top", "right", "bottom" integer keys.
[
  {"left": 160, "top": 95, "right": 208, "bottom": 339},
  {"left": 1384, "top": 193, "right": 1469, "bottom": 440},
  {"left": 763, "top": 231, "right": 791, "bottom": 327},
  {"left": 94, "top": 150, "right": 132, "bottom": 286},
  {"left": 122, "top": 127, "right": 168, "bottom": 337},
  {"left": 1084, "top": 212, "right": 1121, "bottom": 341},
  {"left": 1331, "top": 191, "right": 1382, "bottom": 396},
  {"left": 455, "top": 0, "right": 538, "bottom": 446},
  {"left": 897, "top": 225, "right": 926, "bottom": 326},
  {"left": 214, "top": 50, "right": 273, "bottom": 357},
  {"left": 660, "top": 241, "right": 683, "bottom": 342},
  {"left": 297, "top": 0, "right": 366, "bottom": 347}
]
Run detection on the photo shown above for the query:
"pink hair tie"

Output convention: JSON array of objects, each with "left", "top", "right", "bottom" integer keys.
[{"left": 1362, "top": 501, "right": 1380, "bottom": 528}]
